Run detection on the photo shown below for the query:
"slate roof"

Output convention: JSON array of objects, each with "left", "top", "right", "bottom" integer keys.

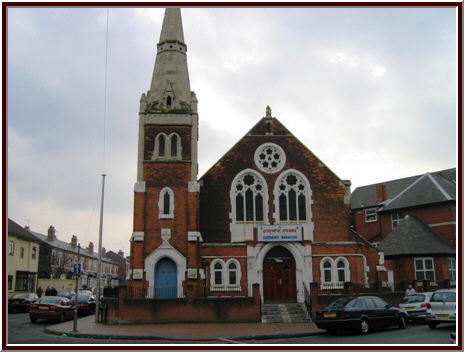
[
  {"left": 8, "top": 218, "right": 41, "bottom": 244},
  {"left": 377, "top": 215, "right": 455, "bottom": 256},
  {"left": 351, "top": 168, "right": 455, "bottom": 211},
  {"left": 28, "top": 230, "right": 117, "bottom": 265}
]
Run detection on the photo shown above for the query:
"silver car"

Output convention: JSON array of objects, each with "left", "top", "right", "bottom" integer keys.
[
  {"left": 426, "top": 289, "right": 456, "bottom": 329},
  {"left": 399, "top": 292, "right": 434, "bottom": 322}
]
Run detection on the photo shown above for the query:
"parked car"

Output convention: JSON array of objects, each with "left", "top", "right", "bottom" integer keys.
[
  {"left": 315, "top": 296, "right": 407, "bottom": 334},
  {"left": 8, "top": 293, "right": 39, "bottom": 312},
  {"left": 450, "top": 332, "right": 456, "bottom": 344},
  {"left": 57, "top": 291, "right": 75, "bottom": 300},
  {"left": 71, "top": 295, "right": 96, "bottom": 316},
  {"left": 426, "top": 289, "right": 456, "bottom": 329},
  {"left": 29, "top": 296, "right": 74, "bottom": 323},
  {"left": 399, "top": 292, "right": 434, "bottom": 322},
  {"left": 78, "top": 289, "right": 94, "bottom": 299}
]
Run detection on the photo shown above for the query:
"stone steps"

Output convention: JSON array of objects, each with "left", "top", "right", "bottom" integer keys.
[{"left": 261, "top": 303, "right": 312, "bottom": 323}]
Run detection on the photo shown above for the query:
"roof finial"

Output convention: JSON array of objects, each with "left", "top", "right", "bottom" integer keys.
[{"left": 266, "top": 105, "right": 272, "bottom": 117}]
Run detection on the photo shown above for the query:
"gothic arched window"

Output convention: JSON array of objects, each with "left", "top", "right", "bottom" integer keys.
[
  {"left": 231, "top": 170, "right": 267, "bottom": 222},
  {"left": 171, "top": 134, "right": 178, "bottom": 157},
  {"left": 158, "top": 187, "right": 174, "bottom": 219},
  {"left": 335, "top": 257, "right": 350, "bottom": 283},
  {"left": 212, "top": 260, "right": 224, "bottom": 286},
  {"left": 166, "top": 96, "right": 172, "bottom": 108},
  {"left": 158, "top": 134, "right": 166, "bottom": 157},
  {"left": 322, "top": 259, "right": 333, "bottom": 283},
  {"left": 274, "top": 170, "right": 310, "bottom": 223}
]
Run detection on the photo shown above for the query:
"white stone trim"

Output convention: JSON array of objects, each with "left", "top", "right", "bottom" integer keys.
[
  {"left": 247, "top": 242, "right": 311, "bottom": 303},
  {"left": 188, "top": 231, "right": 203, "bottom": 242},
  {"left": 134, "top": 181, "right": 146, "bottom": 193},
  {"left": 209, "top": 258, "right": 242, "bottom": 290},
  {"left": 273, "top": 169, "right": 314, "bottom": 241},
  {"left": 158, "top": 187, "right": 175, "bottom": 219},
  {"left": 131, "top": 232, "right": 144, "bottom": 242},
  {"left": 335, "top": 256, "right": 351, "bottom": 283},
  {"left": 188, "top": 181, "right": 200, "bottom": 193},
  {"left": 144, "top": 114, "right": 193, "bottom": 125},
  {"left": 145, "top": 244, "right": 186, "bottom": 298}
]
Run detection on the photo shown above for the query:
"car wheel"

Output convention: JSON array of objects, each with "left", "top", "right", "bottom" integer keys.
[
  {"left": 30, "top": 317, "right": 37, "bottom": 323},
  {"left": 359, "top": 318, "right": 369, "bottom": 334},
  {"left": 428, "top": 322, "right": 437, "bottom": 329},
  {"left": 398, "top": 314, "right": 406, "bottom": 329}
]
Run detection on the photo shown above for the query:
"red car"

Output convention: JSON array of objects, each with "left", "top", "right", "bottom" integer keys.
[
  {"left": 29, "top": 296, "right": 75, "bottom": 323},
  {"left": 8, "top": 293, "right": 39, "bottom": 312}
]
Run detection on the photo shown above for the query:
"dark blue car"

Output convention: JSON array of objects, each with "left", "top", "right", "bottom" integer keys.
[{"left": 315, "top": 296, "right": 407, "bottom": 334}]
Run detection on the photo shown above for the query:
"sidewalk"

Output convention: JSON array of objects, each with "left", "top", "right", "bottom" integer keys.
[{"left": 45, "top": 316, "right": 325, "bottom": 342}]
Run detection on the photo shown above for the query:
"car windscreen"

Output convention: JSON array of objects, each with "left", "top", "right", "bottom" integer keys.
[
  {"left": 401, "top": 294, "right": 426, "bottom": 304},
  {"left": 72, "top": 295, "right": 92, "bottom": 303},
  {"left": 430, "top": 292, "right": 455, "bottom": 303},
  {"left": 57, "top": 292, "right": 71, "bottom": 296},
  {"left": 12, "top": 293, "right": 30, "bottom": 299},
  {"left": 327, "top": 297, "right": 356, "bottom": 308},
  {"left": 39, "top": 297, "right": 62, "bottom": 304}
]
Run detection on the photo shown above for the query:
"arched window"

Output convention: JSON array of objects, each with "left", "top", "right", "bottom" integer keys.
[
  {"left": 335, "top": 257, "right": 350, "bottom": 283},
  {"left": 276, "top": 171, "right": 308, "bottom": 222},
  {"left": 171, "top": 134, "right": 178, "bottom": 157},
  {"left": 158, "top": 187, "right": 174, "bottom": 219},
  {"left": 159, "top": 135, "right": 165, "bottom": 156},
  {"left": 228, "top": 262, "right": 237, "bottom": 285},
  {"left": 322, "top": 259, "right": 332, "bottom": 283},
  {"left": 166, "top": 96, "right": 172, "bottom": 108},
  {"left": 230, "top": 170, "right": 267, "bottom": 222},
  {"left": 212, "top": 260, "right": 224, "bottom": 285}
]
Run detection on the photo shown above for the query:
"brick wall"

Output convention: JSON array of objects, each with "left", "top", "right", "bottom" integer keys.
[{"left": 102, "top": 284, "right": 261, "bottom": 324}]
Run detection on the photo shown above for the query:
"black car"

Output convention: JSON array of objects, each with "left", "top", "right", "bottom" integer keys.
[
  {"left": 71, "top": 294, "right": 95, "bottom": 316},
  {"left": 315, "top": 296, "right": 407, "bottom": 334},
  {"left": 8, "top": 293, "right": 39, "bottom": 312}
]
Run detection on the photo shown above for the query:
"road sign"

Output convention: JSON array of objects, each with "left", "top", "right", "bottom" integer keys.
[{"left": 73, "top": 263, "right": 81, "bottom": 275}]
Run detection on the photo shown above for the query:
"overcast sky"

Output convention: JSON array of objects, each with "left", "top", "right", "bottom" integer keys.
[{"left": 7, "top": 6, "right": 457, "bottom": 256}]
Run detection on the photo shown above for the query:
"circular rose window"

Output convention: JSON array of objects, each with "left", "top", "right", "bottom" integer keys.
[{"left": 254, "top": 143, "right": 286, "bottom": 174}]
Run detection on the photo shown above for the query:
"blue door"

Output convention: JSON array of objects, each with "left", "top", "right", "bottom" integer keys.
[{"left": 154, "top": 258, "right": 177, "bottom": 298}]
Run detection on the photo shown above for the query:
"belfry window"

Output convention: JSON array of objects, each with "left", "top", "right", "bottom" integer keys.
[
  {"left": 275, "top": 170, "right": 309, "bottom": 222},
  {"left": 232, "top": 171, "right": 266, "bottom": 222},
  {"left": 171, "top": 135, "right": 177, "bottom": 157},
  {"left": 166, "top": 96, "right": 172, "bottom": 108},
  {"left": 159, "top": 135, "right": 165, "bottom": 157},
  {"left": 159, "top": 187, "right": 174, "bottom": 219}
]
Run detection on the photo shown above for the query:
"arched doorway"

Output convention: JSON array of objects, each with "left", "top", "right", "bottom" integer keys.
[
  {"left": 263, "top": 246, "right": 296, "bottom": 302},
  {"left": 154, "top": 258, "right": 177, "bottom": 298}
]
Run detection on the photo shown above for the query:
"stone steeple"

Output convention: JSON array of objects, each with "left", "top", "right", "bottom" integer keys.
[{"left": 141, "top": 8, "right": 195, "bottom": 113}]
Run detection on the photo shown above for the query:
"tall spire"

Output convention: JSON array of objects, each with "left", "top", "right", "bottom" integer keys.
[{"left": 143, "top": 8, "right": 194, "bottom": 113}]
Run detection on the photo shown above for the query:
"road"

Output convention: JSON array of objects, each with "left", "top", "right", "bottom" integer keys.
[{"left": 7, "top": 312, "right": 456, "bottom": 345}]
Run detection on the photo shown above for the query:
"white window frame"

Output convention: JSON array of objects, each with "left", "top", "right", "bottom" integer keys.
[
  {"left": 414, "top": 257, "right": 435, "bottom": 282},
  {"left": 391, "top": 211, "right": 405, "bottom": 229},
  {"left": 158, "top": 187, "right": 175, "bottom": 219},
  {"left": 9, "top": 241, "right": 14, "bottom": 256},
  {"left": 210, "top": 258, "right": 241, "bottom": 291},
  {"left": 320, "top": 256, "right": 350, "bottom": 287},
  {"left": 152, "top": 133, "right": 182, "bottom": 161},
  {"left": 365, "top": 208, "right": 378, "bottom": 223},
  {"left": 448, "top": 257, "right": 456, "bottom": 281}
]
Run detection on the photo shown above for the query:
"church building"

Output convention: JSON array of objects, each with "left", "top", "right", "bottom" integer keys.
[{"left": 121, "top": 8, "right": 384, "bottom": 323}]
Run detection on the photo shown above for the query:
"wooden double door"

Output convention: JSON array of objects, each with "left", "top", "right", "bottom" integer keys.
[{"left": 263, "top": 247, "right": 297, "bottom": 302}]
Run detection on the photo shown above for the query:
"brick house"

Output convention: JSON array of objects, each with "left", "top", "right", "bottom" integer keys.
[
  {"left": 117, "top": 8, "right": 386, "bottom": 324},
  {"left": 106, "top": 250, "right": 130, "bottom": 286},
  {"left": 350, "top": 169, "right": 456, "bottom": 290}
]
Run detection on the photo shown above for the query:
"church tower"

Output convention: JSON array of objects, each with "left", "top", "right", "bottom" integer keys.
[{"left": 129, "top": 8, "right": 201, "bottom": 298}]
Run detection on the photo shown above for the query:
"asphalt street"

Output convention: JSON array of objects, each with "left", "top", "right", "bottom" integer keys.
[{"left": 7, "top": 312, "right": 456, "bottom": 345}]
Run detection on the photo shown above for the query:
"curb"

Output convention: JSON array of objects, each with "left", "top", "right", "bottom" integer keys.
[{"left": 44, "top": 327, "right": 326, "bottom": 342}]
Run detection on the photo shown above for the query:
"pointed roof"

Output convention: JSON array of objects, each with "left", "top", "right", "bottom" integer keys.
[
  {"left": 351, "top": 168, "right": 456, "bottom": 210},
  {"left": 145, "top": 8, "right": 193, "bottom": 113},
  {"left": 377, "top": 215, "right": 455, "bottom": 256},
  {"left": 8, "top": 218, "right": 41, "bottom": 244},
  {"left": 159, "top": 8, "right": 185, "bottom": 44}
]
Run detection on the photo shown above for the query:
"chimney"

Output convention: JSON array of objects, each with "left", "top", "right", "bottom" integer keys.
[
  {"left": 88, "top": 242, "right": 94, "bottom": 254},
  {"left": 118, "top": 250, "right": 124, "bottom": 257},
  {"left": 101, "top": 247, "right": 106, "bottom": 257},
  {"left": 376, "top": 184, "right": 386, "bottom": 204},
  {"left": 71, "top": 235, "right": 78, "bottom": 247},
  {"left": 47, "top": 226, "right": 56, "bottom": 241},
  {"left": 24, "top": 225, "right": 30, "bottom": 231}
]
